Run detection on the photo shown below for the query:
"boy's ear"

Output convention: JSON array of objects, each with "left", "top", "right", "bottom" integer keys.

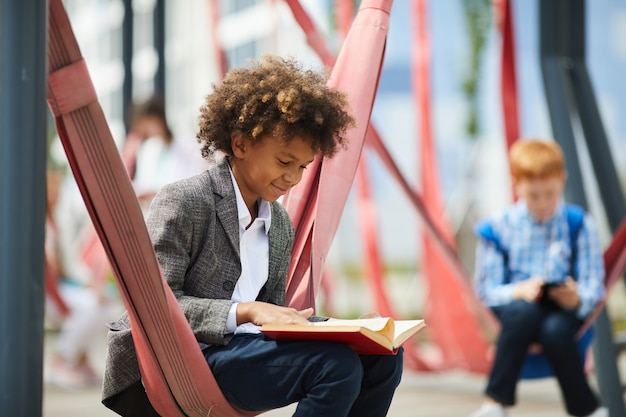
[{"left": 231, "top": 131, "right": 247, "bottom": 158}]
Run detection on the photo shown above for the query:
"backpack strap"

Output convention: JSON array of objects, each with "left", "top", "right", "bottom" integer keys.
[
  {"left": 475, "top": 220, "right": 511, "bottom": 282},
  {"left": 564, "top": 204, "right": 585, "bottom": 280},
  {"left": 475, "top": 221, "right": 503, "bottom": 253}
]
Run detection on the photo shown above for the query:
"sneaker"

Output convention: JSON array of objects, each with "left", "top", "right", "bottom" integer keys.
[
  {"left": 586, "top": 407, "right": 609, "bottom": 417},
  {"left": 469, "top": 402, "right": 508, "bottom": 417}
]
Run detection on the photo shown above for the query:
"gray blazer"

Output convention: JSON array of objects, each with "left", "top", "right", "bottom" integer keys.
[{"left": 102, "top": 157, "right": 294, "bottom": 402}]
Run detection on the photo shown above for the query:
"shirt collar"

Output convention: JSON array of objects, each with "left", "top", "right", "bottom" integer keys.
[
  {"left": 517, "top": 199, "right": 564, "bottom": 226},
  {"left": 228, "top": 166, "right": 271, "bottom": 234}
]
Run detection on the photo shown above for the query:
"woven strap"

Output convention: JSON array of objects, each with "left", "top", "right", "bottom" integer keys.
[
  {"left": 282, "top": 0, "right": 393, "bottom": 311},
  {"left": 48, "top": 59, "right": 97, "bottom": 117},
  {"left": 47, "top": 1, "right": 253, "bottom": 416}
]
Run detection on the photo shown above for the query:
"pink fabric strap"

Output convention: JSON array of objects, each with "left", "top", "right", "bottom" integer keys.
[
  {"left": 48, "top": 1, "right": 255, "bottom": 415},
  {"left": 579, "top": 218, "right": 626, "bottom": 336},
  {"left": 48, "top": 59, "right": 97, "bottom": 117},
  {"left": 282, "top": 0, "right": 392, "bottom": 312}
]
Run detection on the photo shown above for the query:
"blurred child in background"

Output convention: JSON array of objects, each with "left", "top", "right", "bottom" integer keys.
[
  {"left": 44, "top": 167, "right": 118, "bottom": 390},
  {"left": 470, "top": 139, "right": 606, "bottom": 417}
]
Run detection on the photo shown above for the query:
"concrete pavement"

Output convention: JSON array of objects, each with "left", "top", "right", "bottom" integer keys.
[
  {"left": 42, "top": 328, "right": 588, "bottom": 417},
  {"left": 44, "top": 367, "right": 575, "bottom": 417}
]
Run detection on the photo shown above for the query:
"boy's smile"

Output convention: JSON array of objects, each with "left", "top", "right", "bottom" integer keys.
[{"left": 230, "top": 131, "right": 315, "bottom": 215}]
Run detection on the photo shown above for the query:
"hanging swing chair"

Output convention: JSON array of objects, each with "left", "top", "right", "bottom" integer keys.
[{"left": 47, "top": 0, "right": 392, "bottom": 415}]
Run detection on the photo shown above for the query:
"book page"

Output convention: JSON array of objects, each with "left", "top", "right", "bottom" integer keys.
[
  {"left": 393, "top": 320, "right": 426, "bottom": 346},
  {"left": 312, "top": 317, "right": 391, "bottom": 332}
]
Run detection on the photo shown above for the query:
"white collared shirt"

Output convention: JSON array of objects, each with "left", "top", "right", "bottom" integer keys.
[{"left": 225, "top": 167, "right": 271, "bottom": 334}]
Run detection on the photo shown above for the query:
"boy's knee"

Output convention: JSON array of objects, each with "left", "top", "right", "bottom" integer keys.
[
  {"left": 538, "top": 316, "right": 579, "bottom": 350},
  {"left": 366, "top": 347, "right": 404, "bottom": 387},
  {"left": 389, "top": 348, "right": 404, "bottom": 385},
  {"left": 307, "top": 344, "right": 405, "bottom": 398},
  {"left": 326, "top": 344, "right": 363, "bottom": 380},
  {"left": 313, "top": 344, "right": 363, "bottom": 400},
  {"left": 499, "top": 300, "right": 543, "bottom": 327}
]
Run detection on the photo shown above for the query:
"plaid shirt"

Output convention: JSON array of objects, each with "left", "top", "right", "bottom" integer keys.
[{"left": 474, "top": 200, "right": 605, "bottom": 319}]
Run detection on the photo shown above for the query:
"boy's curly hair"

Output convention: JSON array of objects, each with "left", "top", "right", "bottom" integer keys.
[{"left": 197, "top": 55, "right": 355, "bottom": 160}]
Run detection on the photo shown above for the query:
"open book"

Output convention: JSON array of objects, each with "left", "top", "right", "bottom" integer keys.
[{"left": 261, "top": 317, "right": 426, "bottom": 355}]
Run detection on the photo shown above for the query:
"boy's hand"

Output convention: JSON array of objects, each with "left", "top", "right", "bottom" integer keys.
[
  {"left": 547, "top": 277, "right": 580, "bottom": 310},
  {"left": 237, "top": 302, "right": 313, "bottom": 326},
  {"left": 513, "top": 276, "right": 545, "bottom": 302}
]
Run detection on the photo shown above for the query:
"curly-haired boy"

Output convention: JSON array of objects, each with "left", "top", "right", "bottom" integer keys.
[{"left": 103, "top": 55, "right": 404, "bottom": 417}]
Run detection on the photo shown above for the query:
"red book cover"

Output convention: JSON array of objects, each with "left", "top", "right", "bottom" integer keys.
[{"left": 261, "top": 317, "right": 426, "bottom": 355}]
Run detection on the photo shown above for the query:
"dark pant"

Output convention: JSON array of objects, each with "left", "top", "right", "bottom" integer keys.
[
  {"left": 486, "top": 300, "right": 598, "bottom": 416},
  {"left": 102, "top": 379, "right": 161, "bottom": 417},
  {"left": 203, "top": 333, "right": 404, "bottom": 417}
]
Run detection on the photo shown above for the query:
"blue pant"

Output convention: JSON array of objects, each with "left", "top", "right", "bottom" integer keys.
[
  {"left": 486, "top": 300, "right": 598, "bottom": 416},
  {"left": 203, "top": 334, "right": 404, "bottom": 417}
]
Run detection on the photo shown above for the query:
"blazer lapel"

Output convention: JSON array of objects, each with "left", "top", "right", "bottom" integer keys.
[
  {"left": 266, "top": 219, "right": 279, "bottom": 296},
  {"left": 212, "top": 158, "right": 286, "bottom": 303},
  {"left": 264, "top": 203, "right": 286, "bottom": 299},
  {"left": 212, "top": 158, "right": 240, "bottom": 256}
]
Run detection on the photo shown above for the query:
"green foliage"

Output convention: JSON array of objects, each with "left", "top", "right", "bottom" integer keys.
[
  {"left": 46, "top": 115, "right": 67, "bottom": 172},
  {"left": 461, "top": 0, "right": 492, "bottom": 139},
  {"left": 338, "top": 260, "right": 418, "bottom": 281}
]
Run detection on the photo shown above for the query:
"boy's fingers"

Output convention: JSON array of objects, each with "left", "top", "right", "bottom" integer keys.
[{"left": 297, "top": 307, "right": 314, "bottom": 317}]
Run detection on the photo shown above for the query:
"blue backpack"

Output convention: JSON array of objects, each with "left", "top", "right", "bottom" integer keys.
[{"left": 475, "top": 204, "right": 592, "bottom": 379}]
